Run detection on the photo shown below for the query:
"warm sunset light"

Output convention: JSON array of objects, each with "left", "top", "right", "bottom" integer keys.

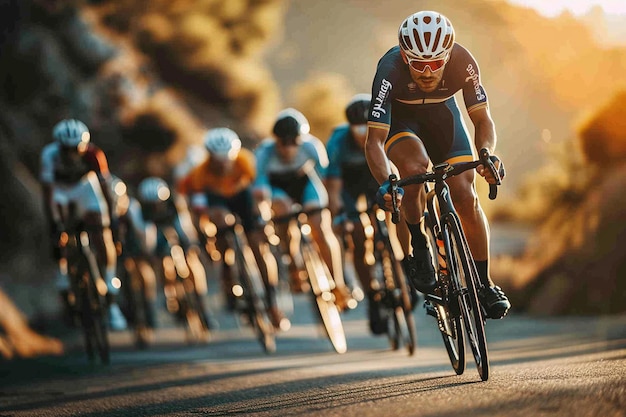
[{"left": 507, "top": 0, "right": 626, "bottom": 16}]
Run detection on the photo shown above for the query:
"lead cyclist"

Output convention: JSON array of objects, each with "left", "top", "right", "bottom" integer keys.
[
  {"left": 40, "top": 119, "right": 128, "bottom": 331},
  {"left": 364, "top": 10, "right": 511, "bottom": 319}
]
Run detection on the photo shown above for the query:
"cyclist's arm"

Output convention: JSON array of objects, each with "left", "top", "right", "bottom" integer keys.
[
  {"left": 469, "top": 106, "right": 500, "bottom": 183},
  {"left": 39, "top": 145, "right": 61, "bottom": 232},
  {"left": 325, "top": 177, "right": 343, "bottom": 217},
  {"left": 172, "top": 194, "right": 200, "bottom": 247},
  {"left": 364, "top": 123, "right": 393, "bottom": 185},
  {"left": 86, "top": 145, "right": 116, "bottom": 223}
]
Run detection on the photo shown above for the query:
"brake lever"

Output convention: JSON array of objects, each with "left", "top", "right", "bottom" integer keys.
[
  {"left": 389, "top": 174, "right": 400, "bottom": 224},
  {"left": 478, "top": 148, "right": 500, "bottom": 200}
]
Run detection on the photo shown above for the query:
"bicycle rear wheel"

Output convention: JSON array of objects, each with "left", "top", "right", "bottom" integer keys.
[
  {"left": 424, "top": 211, "right": 464, "bottom": 373},
  {"left": 444, "top": 214, "right": 489, "bottom": 381},
  {"left": 302, "top": 243, "right": 347, "bottom": 354}
]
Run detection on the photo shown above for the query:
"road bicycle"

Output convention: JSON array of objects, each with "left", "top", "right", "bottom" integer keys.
[
  {"left": 271, "top": 206, "right": 348, "bottom": 354},
  {"left": 389, "top": 148, "right": 500, "bottom": 381},
  {"left": 160, "top": 226, "right": 212, "bottom": 343},
  {"left": 367, "top": 204, "right": 417, "bottom": 355},
  {"left": 220, "top": 214, "right": 277, "bottom": 353},
  {"left": 338, "top": 195, "right": 417, "bottom": 355},
  {"left": 59, "top": 204, "right": 110, "bottom": 364}
]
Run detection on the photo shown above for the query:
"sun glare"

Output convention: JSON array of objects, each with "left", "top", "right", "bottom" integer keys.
[{"left": 506, "top": 0, "right": 626, "bottom": 17}]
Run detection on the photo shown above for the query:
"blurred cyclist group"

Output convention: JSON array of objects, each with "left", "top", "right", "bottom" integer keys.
[{"left": 37, "top": 9, "right": 511, "bottom": 356}]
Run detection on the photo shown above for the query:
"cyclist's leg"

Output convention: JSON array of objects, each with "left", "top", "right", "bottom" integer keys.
[
  {"left": 301, "top": 178, "right": 343, "bottom": 284},
  {"left": 385, "top": 129, "right": 435, "bottom": 293},
  {"left": 438, "top": 103, "right": 510, "bottom": 318},
  {"left": 206, "top": 206, "right": 237, "bottom": 311},
  {"left": 78, "top": 173, "right": 127, "bottom": 330}
]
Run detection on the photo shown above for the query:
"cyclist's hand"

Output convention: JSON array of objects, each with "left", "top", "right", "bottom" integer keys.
[
  {"left": 376, "top": 180, "right": 404, "bottom": 212},
  {"left": 477, "top": 155, "right": 505, "bottom": 184}
]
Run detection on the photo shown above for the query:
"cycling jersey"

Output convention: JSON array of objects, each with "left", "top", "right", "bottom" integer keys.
[
  {"left": 142, "top": 195, "right": 197, "bottom": 257},
  {"left": 178, "top": 148, "right": 256, "bottom": 198},
  {"left": 40, "top": 142, "right": 111, "bottom": 226},
  {"left": 326, "top": 125, "right": 378, "bottom": 214},
  {"left": 40, "top": 142, "right": 110, "bottom": 185},
  {"left": 369, "top": 43, "right": 488, "bottom": 164},
  {"left": 254, "top": 136, "right": 329, "bottom": 207}
]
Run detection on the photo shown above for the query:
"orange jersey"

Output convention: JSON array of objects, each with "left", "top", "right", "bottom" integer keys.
[{"left": 178, "top": 148, "right": 256, "bottom": 198}]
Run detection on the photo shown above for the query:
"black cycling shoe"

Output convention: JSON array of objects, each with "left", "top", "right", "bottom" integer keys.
[
  {"left": 402, "top": 249, "right": 437, "bottom": 294},
  {"left": 478, "top": 285, "right": 511, "bottom": 319}
]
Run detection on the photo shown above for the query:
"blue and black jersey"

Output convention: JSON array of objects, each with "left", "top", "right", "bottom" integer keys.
[
  {"left": 326, "top": 125, "right": 378, "bottom": 213},
  {"left": 368, "top": 43, "right": 489, "bottom": 164}
]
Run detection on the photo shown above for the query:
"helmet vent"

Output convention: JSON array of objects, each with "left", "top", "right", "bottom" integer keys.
[
  {"left": 413, "top": 28, "right": 424, "bottom": 52},
  {"left": 433, "top": 28, "right": 442, "bottom": 51},
  {"left": 423, "top": 15, "right": 431, "bottom": 24}
]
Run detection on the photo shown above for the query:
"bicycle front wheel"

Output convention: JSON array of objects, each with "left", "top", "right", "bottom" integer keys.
[
  {"left": 424, "top": 211, "right": 464, "bottom": 373},
  {"left": 79, "top": 272, "right": 110, "bottom": 364},
  {"left": 302, "top": 243, "right": 347, "bottom": 354},
  {"left": 238, "top": 240, "right": 276, "bottom": 354},
  {"left": 444, "top": 214, "right": 489, "bottom": 381}
]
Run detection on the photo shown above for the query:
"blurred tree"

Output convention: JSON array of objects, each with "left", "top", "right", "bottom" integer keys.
[
  {"left": 91, "top": 0, "right": 286, "bottom": 135},
  {"left": 577, "top": 90, "right": 626, "bottom": 166},
  {"left": 290, "top": 72, "right": 354, "bottom": 142}
]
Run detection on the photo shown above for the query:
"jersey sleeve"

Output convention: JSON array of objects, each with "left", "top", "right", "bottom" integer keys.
[
  {"left": 459, "top": 47, "right": 489, "bottom": 114},
  {"left": 325, "top": 127, "right": 344, "bottom": 179},
  {"left": 304, "top": 136, "right": 329, "bottom": 179},
  {"left": 253, "top": 140, "right": 273, "bottom": 190},
  {"left": 39, "top": 144, "right": 57, "bottom": 184},
  {"left": 85, "top": 144, "right": 111, "bottom": 178},
  {"left": 238, "top": 148, "right": 257, "bottom": 182},
  {"left": 368, "top": 52, "right": 397, "bottom": 128}
]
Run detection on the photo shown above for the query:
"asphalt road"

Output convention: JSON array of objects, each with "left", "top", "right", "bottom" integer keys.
[{"left": 1, "top": 290, "right": 625, "bottom": 417}]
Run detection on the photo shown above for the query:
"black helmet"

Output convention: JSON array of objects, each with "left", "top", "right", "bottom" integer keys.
[
  {"left": 345, "top": 94, "right": 371, "bottom": 125},
  {"left": 272, "top": 108, "right": 310, "bottom": 144}
]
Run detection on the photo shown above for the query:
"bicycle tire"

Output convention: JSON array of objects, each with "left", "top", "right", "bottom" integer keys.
[
  {"left": 301, "top": 243, "right": 347, "bottom": 354},
  {"left": 444, "top": 213, "right": 489, "bottom": 381},
  {"left": 79, "top": 272, "right": 110, "bottom": 364},
  {"left": 424, "top": 211, "right": 465, "bottom": 374},
  {"left": 180, "top": 279, "right": 211, "bottom": 344},
  {"left": 236, "top": 235, "right": 276, "bottom": 354},
  {"left": 437, "top": 300, "right": 465, "bottom": 375},
  {"left": 380, "top": 244, "right": 417, "bottom": 355},
  {"left": 126, "top": 260, "right": 153, "bottom": 349}
]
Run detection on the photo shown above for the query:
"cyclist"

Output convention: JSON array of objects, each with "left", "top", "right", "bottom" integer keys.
[
  {"left": 40, "top": 118, "right": 128, "bottom": 331},
  {"left": 254, "top": 108, "right": 356, "bottom": 311},
  {"left": 364, "top": 10, "right": 511, "bottom": 319},
  {"left": 136, "top": 176, "right": 213, "bottom": 329},
  {"left": 178, "top": 127, "right": 289, "bottom": 330},
  {"left": 109, "top": 175, "right": 158, "bottom": 343},
  {"left": 326, "top": 94, "right": 393, "bottom": 334}
]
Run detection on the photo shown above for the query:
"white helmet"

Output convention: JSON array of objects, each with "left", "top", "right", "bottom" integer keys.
[
  {"left": 52, "top": 119, "right": 90, "bottom": 149},
  {"left": 203, "top": 128, "right": 241, "bottom": 160},
  {"left": 137, "top": 177, "right": 171, "bottom": 203},
  {"left": 398, "top": 11, "right": 455, "bottom": 60}
]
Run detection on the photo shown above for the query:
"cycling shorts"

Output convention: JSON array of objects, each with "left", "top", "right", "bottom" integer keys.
[
  {"left": 384, "top": 98, "right": 474, "bottom": 165},
  {"left": 205, "top": 188, "right": 257, "bottom": 231},
  {"left": 52, "top": 171, "right": 111, "bottom": 228}
]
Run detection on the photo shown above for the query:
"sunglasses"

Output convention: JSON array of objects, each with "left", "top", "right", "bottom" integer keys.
[{"left": 406, "top": 55, "right": 447, "bottom": 73}]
